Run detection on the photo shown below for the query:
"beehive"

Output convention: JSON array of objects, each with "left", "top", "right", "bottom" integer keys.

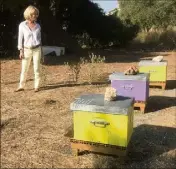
[
  {"left": 70, "top": 94, "right": 134, "bottom": 148},
  {"left": 138, "top": 60, "right": 167, "bottom": 82},
  {"left": 109, "top": 72, "right": 150, "bottom": 102}
]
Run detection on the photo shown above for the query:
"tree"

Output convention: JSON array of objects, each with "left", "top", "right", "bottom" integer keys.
[
  {"left": 0, "top": 0, "right": 138, "bottom": 55},
  {"left": 118, "top": 0, "right": 176, "bottom": 30},
  {"left": 1, "top": 0, "right": 86, "bottom": 55},
  {"left": 57, "top": 0, "right": 138, "bottom": 48}
]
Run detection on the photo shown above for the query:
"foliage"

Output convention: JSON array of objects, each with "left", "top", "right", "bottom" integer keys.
[
  {"left": 0, "top": 0, "right": 139, "bottom": 55},
  {"left": 64, "top": 61, "right": 82, "bottom": 82},
  {"left": 132, "top": 28, "right": 176, "bottom": 50},
  {"left": 80, "top": 53, "right": 106, "bottom": 84},
  {"left": 64, "top": 53, "right": 106, "bottom": 84},
  {"left": 57, "top": 0, "right": 138, "bottom": 48},
  {"left": 118, "top": 0, "right": 176, "bottom": 30}
]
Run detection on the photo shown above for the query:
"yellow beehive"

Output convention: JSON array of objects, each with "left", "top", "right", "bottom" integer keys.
[
  {"left": 139, "top": 60, "right": 167, "bottom": 82},
  {"left": 70, "top": 94, "right": 134, "bottom": 148}
]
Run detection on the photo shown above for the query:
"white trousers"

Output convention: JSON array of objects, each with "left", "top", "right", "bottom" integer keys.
[{"left": 19, "top": 47, "right": 42, "bottom": 89}]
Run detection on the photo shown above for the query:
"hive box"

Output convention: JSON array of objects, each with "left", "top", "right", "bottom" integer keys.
[
  {"left": 70, "top": 94, "right": 134, "bottom": 148},
  {"left": 109, "top": 72, "right": 150, "bottom": 102},
  {"left": 139, "top": 60, "right": 167, "bottom": 82},
  {"left": 42, "top": 46, "right": 65, "bottom": 56}
]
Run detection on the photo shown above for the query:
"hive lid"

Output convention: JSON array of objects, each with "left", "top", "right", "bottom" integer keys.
[
  {"left": 109, "top": 72, "right": 149, "bottom": 81},
  {"left": 70, "top": 94, "right": 134, "bottom": 115},
  {"left": 138, "top": 60, "right": 167, "bottom": 66}
]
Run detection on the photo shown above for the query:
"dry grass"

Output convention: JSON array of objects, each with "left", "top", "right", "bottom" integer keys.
[
  {"left": 1, "top": 50, "right": 176, "bottom": 168},
  {"left": 132, "top": 28, "right": 176, "bottom": 50}
]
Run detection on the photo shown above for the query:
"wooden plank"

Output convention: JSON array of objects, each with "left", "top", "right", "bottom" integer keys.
[
  {"left": 134, "top": 101, "right": 146, "bottom": 113},
  {"left": 70, "top": 139, "right": 127, "bottom": 157},
  {"left": 149, "top": 81, "right": 166, "bottom": 90}
]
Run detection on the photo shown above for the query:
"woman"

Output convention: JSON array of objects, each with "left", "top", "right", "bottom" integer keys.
[{"left": 15, "top": 5, "right": 42, "bottom": 92}]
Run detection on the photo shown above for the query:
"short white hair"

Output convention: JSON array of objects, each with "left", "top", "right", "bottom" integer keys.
[{"left": 24, "top": 5, "right": 39, "bottom": 20}]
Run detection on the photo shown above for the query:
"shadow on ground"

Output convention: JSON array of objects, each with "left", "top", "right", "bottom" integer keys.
[
  {"left": 0, "top": 49, "right": 171, "bottom": 66},
  {"left": 145, "top": 95, "right": 176, "bottom": 113},
  {"left": 41, "top": 80, "right": 110, "bottom": 91},
  {"left": 92, "top": 124, "right": 176, "bottom": 168},
  {"left": 166, "top": 80, "right": 176, "bottom": 90},
  {"left": 28, "top": 49, "right": 169, "bottom": 65},
  {"left": 1, "top": 118, "right": 16, "bottom": 130},
  {"left": 3, "top": 79, "right": 33, "bottom": 85},
  {"left": 88, "top": 49, "right": 170, "bottom": 64}
]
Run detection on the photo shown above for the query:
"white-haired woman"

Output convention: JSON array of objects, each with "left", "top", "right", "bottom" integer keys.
[{"left": 15, "top": 5, "right": 42, "bottom": 92}]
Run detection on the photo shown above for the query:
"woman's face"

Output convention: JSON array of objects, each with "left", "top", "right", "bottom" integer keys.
[{"left": 30, "top": 11, "right": 38, "bottom": 22}]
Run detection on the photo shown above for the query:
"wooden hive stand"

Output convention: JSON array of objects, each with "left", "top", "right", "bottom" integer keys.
[
  {"left": 149, "top": 81, "right": 166, "bottom": 90},
  {"left": 134, "top": 101, "right": 146, "bottom": 113},
  {"left": 70, "top": 138, "right": 128, "bottom": 163}
]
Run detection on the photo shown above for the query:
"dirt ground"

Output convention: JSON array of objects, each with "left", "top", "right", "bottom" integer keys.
[{"left": 1, "top": 50, "right": 176, "bottom": 168}]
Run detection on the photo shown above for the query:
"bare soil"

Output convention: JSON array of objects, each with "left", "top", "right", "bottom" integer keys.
[{"left": 1, "top": 50, "right": 176, "bottom": 168}]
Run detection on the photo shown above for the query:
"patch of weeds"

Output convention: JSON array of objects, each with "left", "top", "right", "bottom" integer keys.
[
  {"left": 1, "top": 118, "right": 16, "bottom": 130},
  {"left": 64, "top": 61, "right": 82, "bottom": 83},
  {"left": 63, "top": 53, "right": 106, "bottom": 84},
  {"left": 40, "top": 64, "right": 48, "bottom": 87},
  {"left": 134, "top": 110, "right": 142, "bottom": 114},
  {"left": 81, "top": 53, "right": 106, "bottom": 84},
  {"left": 44, "top": 99, "right": 57, "bottom": 105}
]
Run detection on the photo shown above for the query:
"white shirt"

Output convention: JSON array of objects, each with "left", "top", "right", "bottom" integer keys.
[{"left": 18, "top": 21, "right": 41, "bottom": 50}]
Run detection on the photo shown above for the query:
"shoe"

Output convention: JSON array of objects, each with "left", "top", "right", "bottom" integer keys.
[
  {"left": 15, "top": 88, "right": 24, "bottom": 92},
  {"left": 34, "top": 88, "right": 39, "bottom": 92}
]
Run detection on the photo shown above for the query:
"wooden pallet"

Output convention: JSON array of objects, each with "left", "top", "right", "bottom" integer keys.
[
  {"left": 149, "top": 81, "right": 166, "bottom": 90},
  {"left": 70, "top": 138, "right": 127, "bottom": 159},
  {"left": 134, "top": 101, "right": 146, "bottom": 113}
]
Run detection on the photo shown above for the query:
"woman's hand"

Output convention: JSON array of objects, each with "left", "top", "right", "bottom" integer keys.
[{"left": 19, "top": 49, "right": 24, "bottom": 59}]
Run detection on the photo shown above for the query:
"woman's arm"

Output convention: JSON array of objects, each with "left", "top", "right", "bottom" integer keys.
[
  {"left": 38, "top": 24, "right": 42, "bottom": 45},
  {"left": 18, "top": 24, "right": 24, "bottom": 59},
  {"left": 17, "top": 24, "right": 24, "bottom": 50}
]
